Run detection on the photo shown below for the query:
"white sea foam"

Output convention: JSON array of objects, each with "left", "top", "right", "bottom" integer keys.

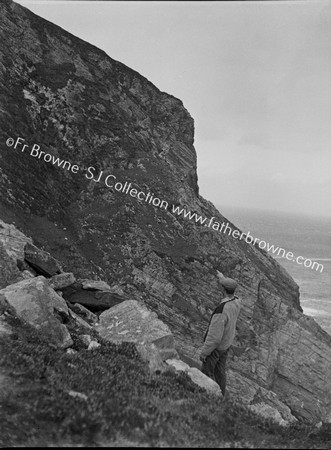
[
  {"left": 302, "top": 307, "right": 330, "bottom": 317},
  {"left": 219, "top": 206, "right": 331, "bottom": 335}
]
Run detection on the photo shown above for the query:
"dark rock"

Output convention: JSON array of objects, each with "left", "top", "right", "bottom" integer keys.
[
  {"left": 68, "top": 308, "right": 92, "bottom": 330},
  {"left": 24, "top": 242, "right": 63, "bottom": 277},
  {"left": 16, "top": 259, "right": 37, "bottom": 276},
  {"left": 62, "top": 281, "right": 128, "bottom": 312},
  {"left": 68, "top": 302, "right": 98, "bottom": 325}
]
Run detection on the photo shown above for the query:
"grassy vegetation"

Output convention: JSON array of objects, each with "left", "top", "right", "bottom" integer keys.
[{"left": 0, "top": 313, "right": 330, "bottom": 448}]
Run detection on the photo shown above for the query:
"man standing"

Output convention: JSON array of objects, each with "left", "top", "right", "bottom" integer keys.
[{"left": 200, "top": 272, "right": 241, "bottom": 396}]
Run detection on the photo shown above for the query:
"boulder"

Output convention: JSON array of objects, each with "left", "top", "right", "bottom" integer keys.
[
  {"left": 136, "top": 343, "right": 168, "bottom": 374},
  {"left": 0, "top": 314, "right": 12, "bottom": 336},
  {"left": 0, "top": 276, "right": 72, "bottom": 348},
  {"left": 68, "top": 309, "right": 93, "bottom": 330},
  {"left": 248, "top": 403, "right": 289, "bottom": 427},
  {"left": 61, "top": 281, "right": 128, "bottom": 312},
  {"left": 166, "top": 358, "right": 222, "bottom": 397},
  {"left": 81, "top": 279, "right": 111, "bottom": 290},
  {"left": 95, "top": 299, "right": 174, "bottom": 350},
  {"left": 95, "top": 300, "right": 177, "bottom": 371},
  {"left": 0, "top": 219, "right": 32, "bottom": 261},
  {"left": 0, "top": 226, "right": 38, "bottom": 288},
  {"left": 16, "top": 259, "right": 37, "bottom": 276},
  {"left": 68, "top": 302, "right": 98, "bottom": 325},
  {"left": 20, "top": 270, "right": 36, "bottom": 280},
  {"left": 0, "top": 242, "right": 22, "bottom": 289},
  {"left": 226, "top": 369, "right": 297, "bottom": 425},
  {"left": 158, "top": 347, "right": 180, "bottom": 361},
  {"left": 24, "top": 242, "right": 62, "bottom": 277},
  {"left": 48, "top": 272, "right": 76, "bottom": 290},
  {"left": 88, "top": 340, "right": 101, "bottom": 351},
  {"left": 80, "top": 334, "right": 92, "bottom": 347}
]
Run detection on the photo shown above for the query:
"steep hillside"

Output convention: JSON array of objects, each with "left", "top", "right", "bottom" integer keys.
[
  {"left": 0, "top": 312, "right": 329, "bottom": 448},
  {"left": 1, "top": 226, "right": 330, "bottom": 447},
  {"left": 0, "top": 0, "right": 330, "bottom": 424}
]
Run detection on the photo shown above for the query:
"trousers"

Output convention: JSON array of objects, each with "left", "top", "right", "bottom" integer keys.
[{"left": 201, "top": 347, "right": 229, "bottom": 396}]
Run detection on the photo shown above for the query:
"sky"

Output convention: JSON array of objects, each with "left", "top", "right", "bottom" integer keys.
[{"left": 16, "top": 0, "right": 331, "bottom": 217}]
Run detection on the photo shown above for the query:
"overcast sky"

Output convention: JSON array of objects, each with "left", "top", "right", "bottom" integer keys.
[{"left": 16, "top": 0, "right": 331, "bottom": 217}]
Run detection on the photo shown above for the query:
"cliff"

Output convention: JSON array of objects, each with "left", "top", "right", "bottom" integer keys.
[{"left": 0, "top": 0, "right": 330, "bottom": 425}]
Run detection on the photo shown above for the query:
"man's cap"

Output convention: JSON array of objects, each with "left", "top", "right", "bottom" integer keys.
[{"left": 220, "top": 277, "right": 238, "bottom": 291}]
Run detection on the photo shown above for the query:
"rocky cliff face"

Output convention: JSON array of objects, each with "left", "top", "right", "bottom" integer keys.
[{"left": 0, "top": 0, "right": 330, "bottom": 423}]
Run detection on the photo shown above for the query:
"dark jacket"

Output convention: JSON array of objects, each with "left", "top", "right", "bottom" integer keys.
[{"left": 200, "top": 296, "right": 241, "bottom": 359}]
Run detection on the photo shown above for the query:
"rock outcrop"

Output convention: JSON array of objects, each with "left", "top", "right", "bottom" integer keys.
[
  {"left": 0, "top": 0, "right": 330, "bottom": 423},
  {"left": 96, "top": 299, "right": 178, "bottom": 362},
  {"left": 68, "top": 302, "right": 98, "bottom": 325},
  {"left": 0, "top": 276, "right": 72, "bottom": 348},
  {"left": 0, "top": 219, "right": 32, "bottom": 263},
  {"left": 48, "top": 272, "right": 76, "bottom": 290},
  {"left": 166, "top": 358, "right": 223, "bottom": 398},
  {"left": 24, "top": 242, "right": 63, "bottom": 277},
  {"left": 0, "top": 219, "right": 33, "bottom": 288},
  {"left": 61, "top": 281, "right": 128, "bottom": 312},
  {"left": 226, "top": 370, "right": 297, "bottom": 426},
  {"left": 0, "top": 242, "right": 22, "bottom": 289}
]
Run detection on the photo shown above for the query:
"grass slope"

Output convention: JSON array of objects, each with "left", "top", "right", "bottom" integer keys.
[{"left": 0, "top": 313, "right": 330, "bottom": 448}]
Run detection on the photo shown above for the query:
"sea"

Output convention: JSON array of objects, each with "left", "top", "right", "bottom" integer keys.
[{"left": 218, "top": 206, "right": 331, "bottom": 336}]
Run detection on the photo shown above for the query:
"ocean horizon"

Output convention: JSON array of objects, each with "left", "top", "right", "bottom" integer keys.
[{"left": 218, "top": 205, "right": 331, "bottom": 336}]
